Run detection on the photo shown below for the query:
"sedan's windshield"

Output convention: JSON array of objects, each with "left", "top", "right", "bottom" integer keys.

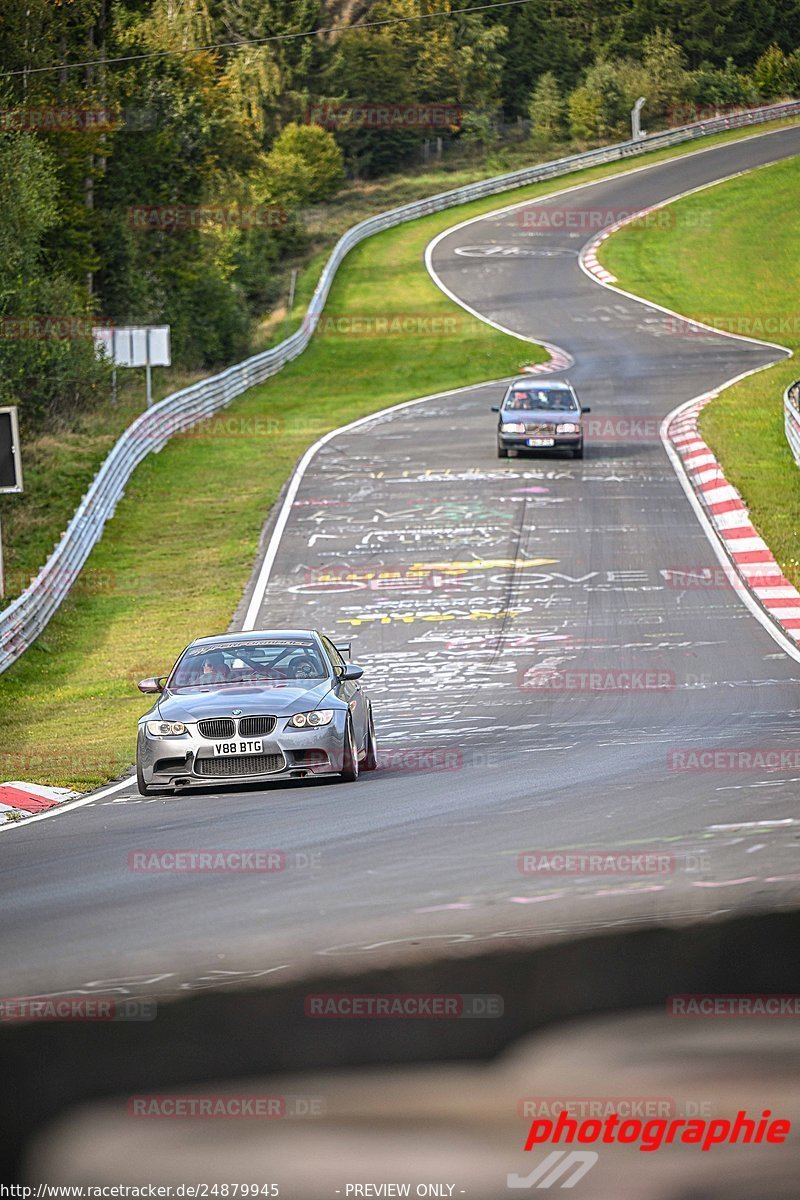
[
  {"left": 503, "top": 388, "right": 578, "bottom": 411},
  {"left": 169, "top": 639, "right": 329, "bottom": 687}
]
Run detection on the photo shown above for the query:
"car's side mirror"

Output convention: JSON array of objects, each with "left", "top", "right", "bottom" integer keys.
[
  {"left": 491, "top": 405, "right": 500, "bottom": 413},
  {"left": 137, "top": 677, "right": 165, "bottom": 694},
  {"left": 341, "top": 663, "right": 364, "bottom": 681},
  {"left": 581, "top": 406, "right": 591, "bottom": 413}
]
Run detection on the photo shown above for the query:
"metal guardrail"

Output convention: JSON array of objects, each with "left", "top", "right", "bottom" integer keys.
[
  {"left": 2, "top": 99, "right": 799, "bottom": 675},
  {"left": 784, "top": 379, "right": 800, "bottom": 466}
]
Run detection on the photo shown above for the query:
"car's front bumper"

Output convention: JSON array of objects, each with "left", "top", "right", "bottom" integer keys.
[
  {"left": 498, "top": 431, "right": 582, "bottom": 450},
  {"left": 137, "top": 711, "right": 349, "bottom": 788}
]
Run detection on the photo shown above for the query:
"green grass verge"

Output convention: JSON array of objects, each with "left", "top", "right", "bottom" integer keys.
[
  {"left": 599, "top": 153, "right": 800, "bottom": 588},
  {"left": 2, "top": 120, "right": 799, "bottom": 792}
]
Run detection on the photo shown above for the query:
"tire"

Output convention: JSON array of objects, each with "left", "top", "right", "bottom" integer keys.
[
  {"left": 136, "top": 758, "right": 155, "bottom": 796},
  {"left": 497, "top": 443, "right": 509, "bottom": 459},
  {"left": 363, "top": 707, "right": 378, "bottom": 771},
  {"left": 339, "top": 717, "right": 360, "bottom": 782},
  {"left": 573, "top": 443, "right": 584, "bottom": 460}
]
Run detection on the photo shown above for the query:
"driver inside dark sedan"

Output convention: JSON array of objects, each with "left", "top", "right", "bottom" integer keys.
[{"left": 504, "top": 387, "right": 578, "bottom": 410}]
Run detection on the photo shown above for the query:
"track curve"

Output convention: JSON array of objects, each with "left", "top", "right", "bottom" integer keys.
[{"left": 2, "top": 127, "right": 800, "bottom": 1000}]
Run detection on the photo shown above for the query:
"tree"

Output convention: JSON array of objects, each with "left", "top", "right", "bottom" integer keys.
[
  {"left": 460, "top": 107, "right": 499, "bottom": 149},
  {"left": 218, "top": 0, "right": 324, "bottom": 137},
  {"left": 326, "top": 0, "right": 508, "bottom": 177},
  {"left": 528, "top": 72, "right": 566, "bottom": 140},
  {"left": 324, "top": 26, "right": 420, "bottom": 177},
  {"left": 753, "top": 44, "right": 791, "bottom": 97},
  {"left": 641, "top": 29, "right": 691, "bottom": 110},
  {"left": 618, "top": 0, "right": 782, "bottom": 68},
  {"left": 568, "top": 61, "right": 629, "bottom": 140},
  {"left": 787, "top": 49, "right": 800, "bottom": 94},
  {"left": 688, "top": 58, "right": 758, "bottom": 111},
  {"left": 0, "top": 133, "right": 110, "bottom": 431},
  {"left": 499, "top": 0, "right": 583, "bottom": 120},
  {"left": 260, "top": 123, "right": 345, "bottom": 208}
]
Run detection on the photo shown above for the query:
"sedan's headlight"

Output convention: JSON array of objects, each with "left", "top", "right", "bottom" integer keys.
[
  {"left": 146, "top": 721, "right": 187, "bottom": 737},
  {"left": 556, "top": 422, "right": 580, "bottom": 434},
  {"left": 500, "top": 422, "right": 526, "bottom": 433},
  {"left": 288, "top": 710, "right": 335, "bottom": 729}
]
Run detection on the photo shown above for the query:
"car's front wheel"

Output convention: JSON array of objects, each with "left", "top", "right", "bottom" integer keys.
[
  {"left": 363, "top": 707, "right": 378, "bottom": 771},
  {"left": 573, "top": 442, "right": 584, "bottom": 459},
  {"left": 339, "top": 717, "right": 360, "bottom": 783},
  {"left": 136, "top": 758, "right": 155, "bottom": 796},
  {"left": 497, "top": 442, "right": 509, "bottom": 459}
]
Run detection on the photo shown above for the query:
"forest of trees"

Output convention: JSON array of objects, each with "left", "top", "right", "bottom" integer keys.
[{"left": 1, "top": 0, "right": 800, "bottom": 433}]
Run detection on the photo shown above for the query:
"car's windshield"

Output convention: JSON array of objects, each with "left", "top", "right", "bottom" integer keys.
[
  {"left": 169, "top": 638, "right": 329, "bottom": 687},
  {"left": 503, "top": 388, "right": 578, "bottom": 411}
]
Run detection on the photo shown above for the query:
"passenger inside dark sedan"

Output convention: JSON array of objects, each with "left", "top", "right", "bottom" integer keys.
[{"left": 505, "top": 388, "right": 577, "bottom": 410}]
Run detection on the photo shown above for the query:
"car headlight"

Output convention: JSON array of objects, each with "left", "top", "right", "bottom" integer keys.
[
  {"left": 501, "top": 422, "right": 526, "bottom": 433},
  {"left": 556, "top": 422, "right": 580, "bottom": 434},
  {"left": 288, "top": 710, "right": 335, "bottom": 729},
  {"left": 146, "top": 721, "right": 187, "bottom": 737}
]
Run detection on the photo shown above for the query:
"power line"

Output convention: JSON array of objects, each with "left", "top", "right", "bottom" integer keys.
[{"left": 0, "top": 0, "right": 535, "bottom": 80}]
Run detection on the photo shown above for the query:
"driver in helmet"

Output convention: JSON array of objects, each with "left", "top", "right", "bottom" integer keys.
[{"left": 199, "top": 652, "right": 230, "bottom": 683}]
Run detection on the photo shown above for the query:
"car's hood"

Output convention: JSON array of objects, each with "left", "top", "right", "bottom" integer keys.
[
  {"left": 155, "top": 680, "right": 336, "bottom": 722},
  {"left": 501, "top": 409, "right": 578, "bottom": 424}
]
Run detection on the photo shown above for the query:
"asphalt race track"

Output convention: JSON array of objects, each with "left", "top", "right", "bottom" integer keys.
[{"left": 3, "top": 126, "right": 800, "bottom": 1003}]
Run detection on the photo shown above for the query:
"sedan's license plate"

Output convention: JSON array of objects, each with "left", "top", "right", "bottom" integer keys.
[
  {"left": 527, "top": 436, "right": 555, "bottom": 446},
  {"left": 214, "top": 740, "right": 263, "bottom": 756}
]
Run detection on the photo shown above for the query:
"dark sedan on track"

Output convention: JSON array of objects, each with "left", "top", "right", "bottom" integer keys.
[
  {"left": 492, "top": 378, "right": 590, "bottom": 459},
  {"left": 135, "top": 629, "right": 377, "bottom": 794}
]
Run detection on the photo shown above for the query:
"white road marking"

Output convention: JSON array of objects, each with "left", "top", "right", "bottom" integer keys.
[{"left": 707, "top": 819, "right": 797, "bottom": 830}]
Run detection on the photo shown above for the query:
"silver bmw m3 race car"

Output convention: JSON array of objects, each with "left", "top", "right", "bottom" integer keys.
[{"left": 135, "top": 629, "right": 377, "bottom": 794}]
